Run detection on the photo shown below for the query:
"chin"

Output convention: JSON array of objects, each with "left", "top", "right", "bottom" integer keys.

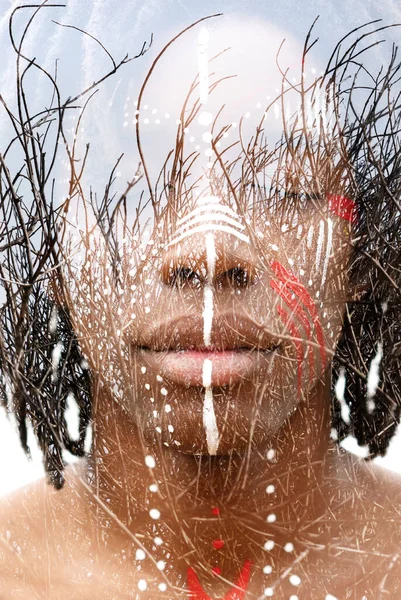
[{"left": 134, "top": 394, "right": 293, "bottom": 458}]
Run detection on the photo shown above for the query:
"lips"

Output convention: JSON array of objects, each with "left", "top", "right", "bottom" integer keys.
[
  {"left": 141, "top": 347, "right": 279, "bottom": 387},
  {"left": 135, "top": 314, "right": 281, "bottom": 387}
]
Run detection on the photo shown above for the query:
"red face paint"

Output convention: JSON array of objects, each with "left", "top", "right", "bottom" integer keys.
[
  {"left": 276, "top": 305, "right": 304, "bottom": 396},
  {"left": 327, "top": 193, "right": 356, "bottom": 223},
  {"left": 270, "top": 279, "right": 315, "bottom": 381},
  {"left": 187, "top": 560, "right": 253, "bottom": 600},
  {"left": 212, "top": 539, "right": 225, "bottom": 550},
  {"left": 271, "top": 261, "right": 327, "bottom": 371}
]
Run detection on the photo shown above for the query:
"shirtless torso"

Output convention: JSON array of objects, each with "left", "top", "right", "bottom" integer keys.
[{"left": 1, "top": 449, "right": 401, "bottom": 600}]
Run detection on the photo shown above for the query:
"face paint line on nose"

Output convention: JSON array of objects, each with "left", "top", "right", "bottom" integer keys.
[
  {"left": 203, "top": 232, "right": 216, "bottom": 347},
  {"left": 203, "top": 288, "right": 214, "bottom": 347},
  {"left": 202, "top": 236, "right": 220, "bottom": 455}
]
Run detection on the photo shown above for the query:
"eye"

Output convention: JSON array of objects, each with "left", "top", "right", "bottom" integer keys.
[
  {"left": 217, "top": 267, "right": 252, "bottom": 289},
  {"left": 169, "top": 267, "right": 202, "bottom": 289},
  {"left": 282, "top": 190, "right": 322, "bottom": 206}
]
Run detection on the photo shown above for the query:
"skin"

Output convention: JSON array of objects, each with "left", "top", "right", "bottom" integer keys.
[
  {"left": 1, "top": 16, "right": 401, "bottom": 600},
  {"left": 1, "top": 202, "right": 401, "bottom": 600}
]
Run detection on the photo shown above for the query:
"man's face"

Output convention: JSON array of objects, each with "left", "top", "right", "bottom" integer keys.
[
  {"left": 62, "top": 17, "right": 355, "bottom": 457},
  {"left": 64, "top": 189, "right": 353, "bottom": 458}
]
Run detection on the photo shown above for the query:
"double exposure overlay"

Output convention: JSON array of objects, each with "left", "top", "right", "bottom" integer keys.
[{"left": 0, "top": 3, "right": 401, "bottom": 598}]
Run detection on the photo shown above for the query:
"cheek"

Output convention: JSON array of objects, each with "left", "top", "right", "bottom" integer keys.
[
  {"left": 61, "top": 247, "right": 133, "bottom": 398},
  {"left": 265, "top": 217, "right": 350, "bottom": 394},
  {"left": 268, "top": 261, "right": 327, "bottom": 396}
]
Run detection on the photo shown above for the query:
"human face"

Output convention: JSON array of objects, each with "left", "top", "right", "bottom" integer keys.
[
  {"left": 65, "top": 193, "right": 354, "bottom": 459},
  {"left": 63, "top": 17, "right": 355, "bottom": 458}
]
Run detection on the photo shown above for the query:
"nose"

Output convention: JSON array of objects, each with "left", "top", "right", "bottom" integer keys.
[{"left": 161, "top": 230, "right": 258, "bottom": 291}]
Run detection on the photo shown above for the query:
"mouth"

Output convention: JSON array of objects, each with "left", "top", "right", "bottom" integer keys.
[
  {"left": 139, "top": 346, "right": 280, "bottom": 387},
  {"left": 136, "top": 314, "right": 281, "bottom": 388}
]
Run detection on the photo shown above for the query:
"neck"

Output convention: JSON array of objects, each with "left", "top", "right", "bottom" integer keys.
[
  {"left": 86, "top": 372, "right": 334, "bottom": 530},
  {"left": 77, "top": 374, "right": 341, "bottom": 596}
]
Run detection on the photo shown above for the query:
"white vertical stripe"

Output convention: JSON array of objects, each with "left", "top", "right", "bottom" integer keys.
[
  {"left": 315, "top": 219, "right": 325, "bottom": 275},
  {"left": 321, "top": 217, "right": 333, "bottom": 287},
  {"left": 202, "top": 237, "right": 219, "bottom": 454},
  {"left": 202, "top": 358, "right": 213, "bottom": 388},
  {"left": 335, "top": 367, "right": 350, "bottom": 424},
  {"left": 367, "top": 343, "right": 383, "bottom": 413},
  {"left": 203, "top": 233, "right": 216, "bottom": 347},
  {"left": 202, "top": 360, "right": 219, "bottom": 455},
  {"left": 203, "top": 387, "right": 219, "bottom": 454},
  {"left": 307, "top": 224, "right": 314, "bottom": 249}
]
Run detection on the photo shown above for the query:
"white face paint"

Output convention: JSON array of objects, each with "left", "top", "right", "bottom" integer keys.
[
  {"left": 169, "top": 194, "right": 250, "bottom": 454},
  {"left": 314, "top": 218, "right": 325, "bottom": 277},
  {"left": 167, "top": 199, "right": 250, "bottom": 247},
  {"left": 321, "top": 217, "right": 333, "bottom": 287},
  {"left": 307, "top": 224, "right": 314, "bottom": 249},
  {"left": 202, "top": 232, "right": 216, "bottom": 453},
  {"left": 203, "top": 232, "right": 216, "bottom": 348},
  {"left": 202, "top": 358, "right": 219, "bottom": 454}
]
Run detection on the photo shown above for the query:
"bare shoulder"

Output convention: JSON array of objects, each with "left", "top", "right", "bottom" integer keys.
[
  {"left": 0, "top": 461, "right": 87, "bottom": 537},
  {"left": 0, "top": 463, "right": 94, "bottom": 598},
  {"left": 328, "top": 447, "right": 401, "bottom": 549},
  {"left": 335, "top": 446, "right": 401, "bottom": 502},
  {"left": 0, "top": 465, "right": 154, "bottom": 599}
]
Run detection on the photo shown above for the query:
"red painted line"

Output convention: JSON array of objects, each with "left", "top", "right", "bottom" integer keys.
[
  {"left": 270, "top": 280, "right": 312, "bottom": 338},
  {"left": 327, "top": 193, "right": 356, "bottom": 223},
  {"left": 271, "top": 262, "right": 327, "bottom": 369},
  {"left": 277, "top": 306, "right": 304, "bottom": 396},
  {"left": 270, "top": 279, "right": 315, "bottom": 378},
  {"left": 212, "top": 539, "right": 225, "bottom": 550},
  {"left": 211, "top": 567, "right": 222, "bottom": 576},
  {"left": 187, "top": 560, "right": 253, "bottom": 600}
]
